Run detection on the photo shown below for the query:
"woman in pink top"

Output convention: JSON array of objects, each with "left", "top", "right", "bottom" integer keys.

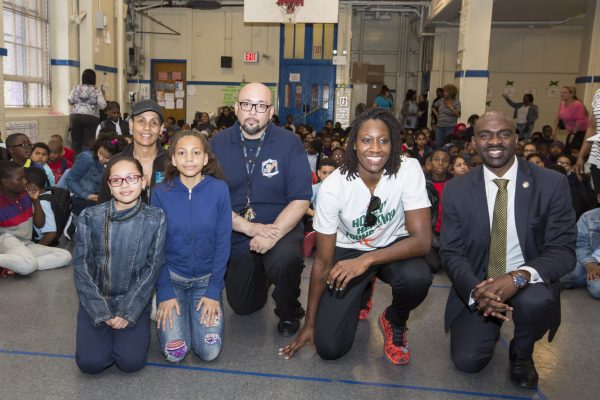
[{"left": 555, "top": 86, "right": 589, "bottom": 153}]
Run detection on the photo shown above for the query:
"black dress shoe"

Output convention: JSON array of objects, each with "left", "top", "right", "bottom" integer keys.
[
  {"left": 277, "top": 319, "right": 300, "bottom": 336},
  {"left": 509, "top": 358, "right": 539, "bottom": 389}
]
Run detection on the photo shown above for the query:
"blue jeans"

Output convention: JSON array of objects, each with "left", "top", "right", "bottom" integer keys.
[
  {"left": 560, "top": 262, "right": 600, "bottom": 299},
  {"left": 516, "top": 123, "right": 532, "bottom": 140},
  {"left": 157, "top": 271, "right": 224, "bottom": 362},
  {"left": 435, "top": 126, "right": 454, "bottom": 149}
]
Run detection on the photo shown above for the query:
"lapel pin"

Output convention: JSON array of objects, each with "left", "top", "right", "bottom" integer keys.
[{"left": 522, "top": 181, "right": 530, "bottom": 189}]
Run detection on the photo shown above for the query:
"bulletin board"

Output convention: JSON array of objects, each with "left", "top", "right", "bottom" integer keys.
[{"left": 151, "top": 60, "right": 187, "bottom": 123}]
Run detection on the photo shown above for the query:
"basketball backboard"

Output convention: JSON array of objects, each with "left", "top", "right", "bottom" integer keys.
[{"left": 244, "top": 0, "right": 339, "bottom": 24}]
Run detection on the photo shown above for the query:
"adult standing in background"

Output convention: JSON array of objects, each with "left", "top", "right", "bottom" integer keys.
[
  {"left": 211, "top": 82, "right": 312, "bottom": 337},
  {"left": 432, "top": 84, "right": 461, "bottom": 149},
  {"left": 68, "top": 69, "right": 107, "bottom": 153},
  {"left": 373, "top": 85, "right": 394, "bottom": 111},
  {"left": 400, "top": 89, "right": 419, "bottom": 130},
  {"left": 554, "top": 86, "right": 589, "bottom": 153},
  {"left": 574, "top": 88, "right": 600, "bottom": 196},
  {"left": 430, "top": 87, "right": 444, "bottom": 130},
  {"left": 502, "top": 93, "right": 539, "bottom": 140},
  {"left": 416, "top": 93, "right": 429, "bottom": 130},
  {"left": 440, "top": 112, "right": 576, "bottom": 389}
]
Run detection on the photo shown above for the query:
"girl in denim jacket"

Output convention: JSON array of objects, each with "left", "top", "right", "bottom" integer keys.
[
  {"left": 151, "top": 131, "right": 231, "bottom": 363},
  {"left": 73, "top": 156, "right": 166, "bottom": 374}
]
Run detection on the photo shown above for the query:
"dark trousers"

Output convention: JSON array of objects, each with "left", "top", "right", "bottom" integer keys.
[
  {"left": 450, "top": 283, "right": 560, "bottom": 373},
  {"left": 314, "top": 246, "right": 432, "bottom": 360},
  {"left": 225, "top": 224, "right": 305, "bottom": 320},
  {"left": 591, "top": 164, "right": 600, "bottom": 195},
  {"left": 75, "top": 304, "right": 151, "bottom": 374},
  {"left": 70, "top": 113, "right": 100, "bottom": 153}
]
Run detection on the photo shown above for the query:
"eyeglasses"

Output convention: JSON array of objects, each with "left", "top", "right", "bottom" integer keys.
[
  {"left": 238, "top": 101, "right": 271, "bottom": 113},
  {"left": 9, "top": 143, "right": 33, "bottom": 149},
  {"left": 364, "top": 194, "right": 381, "bottom": 227},
  {"left": 108, "top": 175, "right": 142, "bottom": 187}
]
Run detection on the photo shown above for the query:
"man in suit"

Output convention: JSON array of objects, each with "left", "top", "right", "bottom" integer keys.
[{"left": 440, "top": 112, "right": 576, "bottom": 389}]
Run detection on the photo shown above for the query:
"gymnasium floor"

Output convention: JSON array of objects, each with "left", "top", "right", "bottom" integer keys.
[{"left": 0, "top": 244, "right": 597, "bottom": 400}]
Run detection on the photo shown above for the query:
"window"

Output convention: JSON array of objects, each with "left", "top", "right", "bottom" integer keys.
[{"left": 3, "top": 0, "right": 50, "bottom": 107}]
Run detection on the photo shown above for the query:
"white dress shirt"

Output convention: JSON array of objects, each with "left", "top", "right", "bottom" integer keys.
[{"left": 482, "top": 156, "right": 542, "bottom": 283}]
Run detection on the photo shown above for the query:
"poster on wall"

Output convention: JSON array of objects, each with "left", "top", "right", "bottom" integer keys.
[
  {"left": 175, "top": 81, "right": 184, "bottom": 91},
  {"left": 547, "top": 87, "right": 560, "bottom": 98},
  {"left": 176, "top": 99, "right": 184, "bottom": 109},
  {"left": 503, "top": 87, "right": 516, "bottom": 97},
  {"left": 5, "top": 121, "right": 38, "bottom": 143},
  {"left": 223, "top": 86, "right": 241, "bottom": 107},
  {"left": 158, "top": 72, "right": 169, "bottom": 81},
  {"left": 172, "top": 72, "right": 182, "bottom": 81}
]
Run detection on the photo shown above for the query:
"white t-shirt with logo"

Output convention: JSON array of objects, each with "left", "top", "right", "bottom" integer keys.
[{"left": 314, "top": 157, "right": 431, "bottom": 251}]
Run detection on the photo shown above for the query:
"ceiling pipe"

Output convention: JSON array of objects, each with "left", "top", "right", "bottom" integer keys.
[{"left": 432, "top": 15, "right": 579, "bottom": 27}]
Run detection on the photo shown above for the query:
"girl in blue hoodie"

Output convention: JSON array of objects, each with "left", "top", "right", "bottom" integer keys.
[{"left": 151, "top": 131, "right": 231, "bottom": 362}]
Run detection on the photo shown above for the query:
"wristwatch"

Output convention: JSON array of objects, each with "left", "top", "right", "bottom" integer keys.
[{"left": 509, "top": 271, "right": 528, "bottom": 289}]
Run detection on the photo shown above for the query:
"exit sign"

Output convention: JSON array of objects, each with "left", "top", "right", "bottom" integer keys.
[{"left": 243, "top": 51, "right": 259, "bottom": 63}]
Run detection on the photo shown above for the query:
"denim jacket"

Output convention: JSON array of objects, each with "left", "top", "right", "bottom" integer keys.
[
  {"left": 66, "top": 150, "right": 105, "bottom": 199},
  {"left": 73, "top": 199, "right": 166, "bottom": 326},
  {"left": 576, "top": 208, "right": 600, "bottom": 266}
]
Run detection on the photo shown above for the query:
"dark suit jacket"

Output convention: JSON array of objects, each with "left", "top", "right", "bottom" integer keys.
[{"left": 440, "top": 158, "right": 576, "bottom": 339}]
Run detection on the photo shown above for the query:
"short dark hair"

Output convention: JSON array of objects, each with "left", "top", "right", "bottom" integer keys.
[
  {"left": 526, "top": 153, "right": 542, "bottom": 162},
  {"left": 467, "top": 114, "right": 479, "bottom": 124},
  {"left": 5, "top": 133, "right": 28, "bottom": 148},
  {"left": 32, "top": 142, "right": 50, "bottom": 155},
  {"left": 0, "top": 160, "right": 22, "bottom": 182},
  {"left": 432, "top": 148, "right": 450, "bottom": 159},
  {"left": 524, "top": 93, "right": 534, "bottom": 103},
  {"left": 81, "top": 69, "right": 96, "bottom": 85},
  {"left": 106, "top": 101, "right": 120, "bottom": 112},
  {"left": 25, "top": 167, "right": 47, "bottom": 189},
  {"left": 339, "top": 108, "right": 402, "bottom": 180},
  {"left": 319, "top": 157, "right": 338, "bottom": 170}
]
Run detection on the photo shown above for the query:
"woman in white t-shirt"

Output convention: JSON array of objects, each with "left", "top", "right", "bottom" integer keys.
[{"left": 279, "top": 108, "right": 433, "bottom": 365}]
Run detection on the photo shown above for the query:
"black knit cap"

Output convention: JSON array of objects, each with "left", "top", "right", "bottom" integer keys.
[{"left": 131, "top": 99, "right": 164, "bottom": 122}]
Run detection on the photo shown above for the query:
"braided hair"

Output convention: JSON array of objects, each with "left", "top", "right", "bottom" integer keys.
[{"left": 339, "top": 108, "right": 403, "bottom": 180}]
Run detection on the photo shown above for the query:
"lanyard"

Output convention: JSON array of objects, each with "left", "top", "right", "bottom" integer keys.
[
  {"left": 238, "top": 129, "right": 267, "bottom": 220},
  {"left": 240, "top": 130, "right": 267, "bottom": 177}
]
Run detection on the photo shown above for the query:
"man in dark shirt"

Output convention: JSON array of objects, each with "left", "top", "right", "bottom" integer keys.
[{"left": 211, "top": 82, "right": 312, "bottom": 336}]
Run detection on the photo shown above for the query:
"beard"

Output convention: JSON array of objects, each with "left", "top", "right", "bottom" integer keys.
[{"left": 242, "top": 119, "right": 268, "bottom": 136}]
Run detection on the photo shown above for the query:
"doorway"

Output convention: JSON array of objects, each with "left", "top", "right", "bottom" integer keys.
[{"left": 278, "top": 23, "right": 336, "bottom": 130}]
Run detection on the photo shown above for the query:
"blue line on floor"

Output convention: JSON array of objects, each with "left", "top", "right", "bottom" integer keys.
[{"left": 1, "top": 347, "right": 538, "bottom": 399}]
